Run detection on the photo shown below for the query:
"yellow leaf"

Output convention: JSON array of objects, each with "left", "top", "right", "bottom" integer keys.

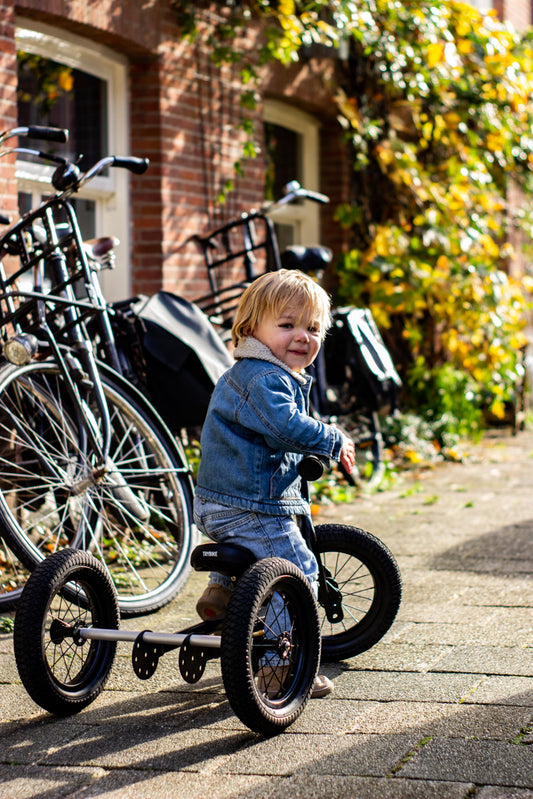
[
  {"left": 405, "top": 448, "right": 423, "bottom": 464},
  {"left": 278, "top": 0, "right": 295, "bottom": 14},
  {"left": 457, "top": 38, "right": 472, "bottom": 55},
  {"left": 490, "top": 399, "right": 506, "bottom": 419},
  {"left": 427, "top": 42, "right": 445, "bottom": 69}
]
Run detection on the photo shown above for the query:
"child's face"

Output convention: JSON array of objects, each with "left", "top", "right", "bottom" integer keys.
[{"left": 252, "top": 305, "right": 322, "bottom": 372}]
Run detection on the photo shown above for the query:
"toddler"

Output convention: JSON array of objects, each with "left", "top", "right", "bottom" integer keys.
[{"left": 194, "top": 268, "right": 355, "bottom": 697}]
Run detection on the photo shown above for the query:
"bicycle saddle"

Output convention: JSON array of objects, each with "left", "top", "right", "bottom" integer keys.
[
  {"left": 190, "top": 542, "right": 256, "bottom": 577},
  {"left": 280, "top": 245, "right": 332, "bottom": 274}
]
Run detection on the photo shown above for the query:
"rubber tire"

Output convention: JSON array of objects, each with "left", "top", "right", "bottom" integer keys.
[
  {"left": 314, "top": 523, "right": 402, "bottom": 662},
  {"left": 220, "top": 558, "right": 320, "bottom": 736},
  {"left": 13, "top": 549, "right": 119, "bottom": 715},
  {"left": 0, "top": 360, "right": 196, "bottom": 616}
]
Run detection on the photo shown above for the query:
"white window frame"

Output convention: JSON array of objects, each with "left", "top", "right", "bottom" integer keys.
[
  {"left": 15, "top": 18, "right": 130, "bottom": 299},
  {"left": 263, "top": 99, "right": 321, "bottom": 245}
]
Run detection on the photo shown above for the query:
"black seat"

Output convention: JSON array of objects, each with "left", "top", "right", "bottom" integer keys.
[
  {"left": 281, "top": 245, "right": 332, "bottom": 274},
  {"left": 190, "top": 542, "right": 257, "bottom": 577}
]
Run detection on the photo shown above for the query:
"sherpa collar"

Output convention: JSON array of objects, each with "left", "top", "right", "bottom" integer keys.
[{"left": 233, "top": 337, "right": 308, "bottom": 385}]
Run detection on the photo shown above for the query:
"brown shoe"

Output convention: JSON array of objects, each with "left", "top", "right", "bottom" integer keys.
[
  {"left": 311, "top": 674, "right": 334, "bottom": 698},
  {"left": 196, "top": 584, "right": 232, "bottom": 621}
]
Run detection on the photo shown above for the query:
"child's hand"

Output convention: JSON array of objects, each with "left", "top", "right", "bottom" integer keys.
[{"left": 339, "top": 435, "right": 355, "bottom": 474}]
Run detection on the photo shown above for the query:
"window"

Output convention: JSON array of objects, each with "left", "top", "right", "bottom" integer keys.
[
  {"left": 15, "top": 19, "right": 130, "bottom": 299},
  {"left": 263, "top": 100, "right": 321, "bottom": 249}
]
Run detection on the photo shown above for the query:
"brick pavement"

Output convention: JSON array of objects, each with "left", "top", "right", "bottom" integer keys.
[{"left": 0, "top": 428, "right": 532, "bottom": 798}]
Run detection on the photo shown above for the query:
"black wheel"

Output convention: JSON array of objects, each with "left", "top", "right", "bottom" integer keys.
[
  {"left": 13, "top": 548, "right": 119, "bottom": 715},
  {"left": 221, "top": 558, "right": 320, "bottom": 736},
  {"left": 314, "top": 523, "right": 402, "bottom": 661},
  {"left": 0, "top": 361, "right": 197, "bottom": 616}
]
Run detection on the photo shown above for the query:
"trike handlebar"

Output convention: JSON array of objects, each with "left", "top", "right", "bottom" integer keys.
[{"left": 298, "top": 455, "right": 327, "bottom": 482}]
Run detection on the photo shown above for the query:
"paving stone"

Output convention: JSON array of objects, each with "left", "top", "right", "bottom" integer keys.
[
  {"left": 343, "top": 700, "right": 533, "bottom": 739},
  {"left": 391, "top": 619, "right": 531, "bottom": 648},
  {"left": 0, "top": 767, "right": 272, "bottom": 799},
  {"left": 0, "top": 765, "right": 107, "bottom": 799},
  {"left": 0, "top": 651, "right": 18, "bottom": 683},
  {"left": 434, "top": 646, "right": 533, "bottom": 677},
  {"left": 477, "top": 788, "right": 533, "bottom": 799},
  {"left": 42, "top": 723, "right": 253, "bottom": 772},
  {"left": 461, "top": 676, "right": 533, "bottom": 706},
  {"left": 399, "top": 738, "right": 533, "bottom": 787},
  {"left": 215, "top": 731, "right": 419, "bottom": 777},
  {"left": 256, "top": 775, "right": 474, "bottom": 799},
  {"left": 344, "top": 641, "right": 454, "bottom": 672},
  {"left": 332, "top": 669, "right": 485, "bottom": 703}
]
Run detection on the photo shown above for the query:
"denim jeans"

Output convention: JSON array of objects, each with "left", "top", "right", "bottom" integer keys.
[{"left": 193, "top": 496, "right": 318, "bottom": 594}]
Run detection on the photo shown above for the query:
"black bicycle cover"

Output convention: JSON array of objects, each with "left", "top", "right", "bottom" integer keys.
[{"left": 133, "top": 291, "right": 233, "bottom": 429}]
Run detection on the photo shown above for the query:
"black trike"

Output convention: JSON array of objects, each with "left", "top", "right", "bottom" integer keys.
[{"left": 13, "top": 458, "right": 401, "bottom": 736}]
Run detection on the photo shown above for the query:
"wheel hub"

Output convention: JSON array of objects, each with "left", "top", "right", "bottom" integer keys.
[
  {"left": 49, "top": 617, "right": 74, "bottom": 644},
  {"left": 277, "top": 632, "right": 293, "bottom": 660}
]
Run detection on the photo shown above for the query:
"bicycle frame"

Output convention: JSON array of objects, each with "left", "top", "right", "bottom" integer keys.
[{"left": 0, "top": 129, "right": 147, "bottom": 468}]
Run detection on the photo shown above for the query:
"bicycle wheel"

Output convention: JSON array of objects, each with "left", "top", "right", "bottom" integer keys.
[
  {"left": 221, "top": 558, "right": 320, "bottom": 736},
  {"left": 314, "top": 523, "right": 402, "bottom": 662},
  {"left": 14, "top": 548, "right": 118, "bottom": 715},
  {"left": 0, "top": 360, "right": 196, "bottom": 616}
]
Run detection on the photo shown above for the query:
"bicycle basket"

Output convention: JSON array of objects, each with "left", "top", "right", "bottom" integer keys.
[
  {"left": 325, "top": 307, "right": 402, "bottom": 414},
  {"left": 115, "top": 291, "right": 233, "bottom": 430},
  {"left": 0, "top": 200, "right": 95, "bottom": 347},
  {"left": 193, "top": 212, "right": 280, "bottom": 332}
]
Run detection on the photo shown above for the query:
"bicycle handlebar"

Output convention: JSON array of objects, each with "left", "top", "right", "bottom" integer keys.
[
  {"left": 261, "top": 180, "right": 329, "bottom": 213},
  {"left": 298, "top": 455, "right": 327, "bottom": 482},
  {"left": 26, "top": 126, "right": 69, "bottom": 143},
  {"left": 0, "top": 125, "right": 69, "bottom": 145},
  {"left": 0, "top": 124, "right": 149, "bottom": 195},
  {"left": 57, "top": 155, "right": 150, "bottom": 191},
  {"left": 111, "top": 156, "right": 149, "bottom": 175}
]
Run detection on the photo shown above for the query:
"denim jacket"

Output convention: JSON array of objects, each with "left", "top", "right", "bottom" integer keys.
[{"left": 195, "top": 337, "right": 344, "bottom": 515}]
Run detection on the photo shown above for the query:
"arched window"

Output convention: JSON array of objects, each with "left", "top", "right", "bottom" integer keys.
[
  {"left": 263, "top": 100, "right": 321, "bottom": 250},
  {"left": 15, "top": 18, "right": 130, "bottom": 299}
]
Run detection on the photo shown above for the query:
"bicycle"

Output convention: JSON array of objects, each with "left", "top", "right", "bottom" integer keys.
[
  {"left": 0, "top": 126, "right": 198, "bottom": 616},
  {"left": 13, "top": 456, "right": 401, "bottom": 735},
  {"left": 192, "top": 181, "right": 402, "bottom": 488}
]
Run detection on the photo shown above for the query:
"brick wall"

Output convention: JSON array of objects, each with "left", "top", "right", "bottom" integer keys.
[
  {"left": 5, "top": 0, "right": 349, "bottom": 301},
  {"left": 3, "top": 0, "right": 533, "bottom": 298},
  {"left": 0, "top": 1, "right": 19, "bottom": 221},
  {"left": 493, "top": 0, "right": 533, "bottom": 277},
  {"left": 495, "top": 0, "right": 532, "bottom": 29}
]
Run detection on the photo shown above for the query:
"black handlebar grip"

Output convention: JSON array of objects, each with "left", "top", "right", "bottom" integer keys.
[
  {"left": 0, "top": 213, "right": 10, "bottom": 225},
  {"left": 298, "top": 456, "right": 325, "bottom": 482},
  {"left": 27, "top": 126, "right": 69, "bottom": 143},
  {"left": 112, "top": 156, "right": 149, "bottom": 175}
]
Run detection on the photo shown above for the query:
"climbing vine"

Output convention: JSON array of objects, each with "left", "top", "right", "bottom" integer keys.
[{"left": 171, "top": 0, "right": 533, "bottom": 435}]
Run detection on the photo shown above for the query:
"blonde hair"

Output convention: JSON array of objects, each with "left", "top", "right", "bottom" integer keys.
[{"left": 231, "top": 269, "right": 332, "bottom": 347}]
